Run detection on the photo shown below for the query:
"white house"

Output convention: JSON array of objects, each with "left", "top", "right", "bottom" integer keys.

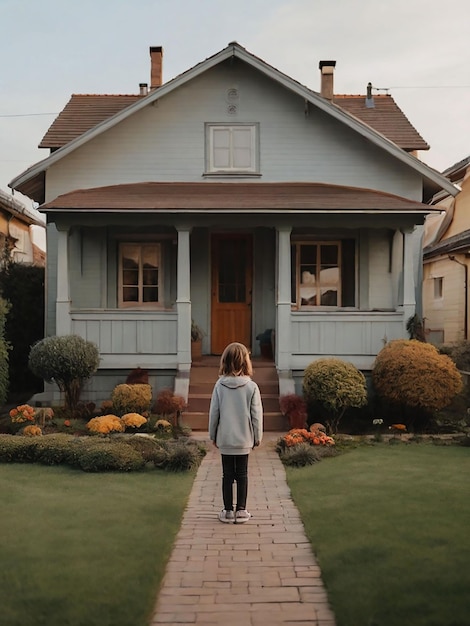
[{"left": 9, "top": 43, "right": 458, "bottom": 427}]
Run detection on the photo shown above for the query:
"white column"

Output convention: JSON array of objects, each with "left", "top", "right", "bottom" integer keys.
[
  {"left": 276, "top": 226, "right": 295, "bottom": 395},
  {"left": 174, "top": 226, "right": 191, "bottom": 400},
  {"left": 401, "top": 227, "right": 416, "bottom": 332},
  {"left": 56, "top": 228, "right": 72, "bottom": 335}
]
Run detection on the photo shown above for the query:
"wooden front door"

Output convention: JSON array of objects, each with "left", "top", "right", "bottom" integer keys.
[{"left": 211, "top": 234, "right": 252, "bottom": 355}]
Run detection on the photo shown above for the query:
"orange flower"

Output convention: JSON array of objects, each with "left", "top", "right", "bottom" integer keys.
[{"left": 64, "top": 420, "right": 71, "bottom": 427}]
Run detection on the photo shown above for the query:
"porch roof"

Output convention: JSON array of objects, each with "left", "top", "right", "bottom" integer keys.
[{"left": 40, "top": 182, "right": 434, "bottom": 214}]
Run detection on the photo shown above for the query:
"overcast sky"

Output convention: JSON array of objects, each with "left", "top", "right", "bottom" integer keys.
[{"left": 1, "top": 0, "right": 469, "bottom": 211}]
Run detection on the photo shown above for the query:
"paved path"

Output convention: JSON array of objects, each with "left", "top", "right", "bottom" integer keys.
[{"left": 150, "top": 433, "right": 336, "bottom": 626}]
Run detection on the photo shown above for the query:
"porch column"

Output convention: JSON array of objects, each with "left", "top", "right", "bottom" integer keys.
[
  {"left": 401, "top": 227, "right": 416, "bottom": 332},
  {"left": 174, "top": 226, "right": 191, "bottom": 401},
  {"left": 276, "top": 226, "right": 295, "bottom": 395},
  {"left": 56, "top": 228, "right": 72, "bottom": 335}
]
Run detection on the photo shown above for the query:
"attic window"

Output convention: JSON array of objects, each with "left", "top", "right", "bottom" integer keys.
[{"left": 205, "top": 124, "right": 259, "bottom": 175}]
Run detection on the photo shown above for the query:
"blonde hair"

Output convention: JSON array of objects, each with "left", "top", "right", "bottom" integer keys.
[{"left": 219, "top": 342, "right": 253, "bottom": 377}]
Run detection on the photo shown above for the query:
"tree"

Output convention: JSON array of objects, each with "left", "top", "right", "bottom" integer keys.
[
  {"left": 28, "top": 335, "right": 100, "bottom": 415},
  {"left": 302, "top": 358, "right": 368, "bottom": 434}
]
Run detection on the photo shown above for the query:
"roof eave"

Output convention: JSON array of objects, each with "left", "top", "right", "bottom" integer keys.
[{"left": 9, "top": 42, "right": 459, "bottom": 200}]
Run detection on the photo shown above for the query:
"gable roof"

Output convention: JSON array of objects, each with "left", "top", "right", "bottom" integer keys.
[
  {"left": 332, "top": 95, "right": 429, "bottom": 151},
  {"left": 40, "top": 181, "right": 435, "bottom": 215},
  {"left": 9, "top": 42, "right": 458, "bottom": 203},
  {"left": 0, "top": 188, "right": 45, "bottom": 226},
  {"left": 39, "top": 92, "right": 428, "bottom": 153}
]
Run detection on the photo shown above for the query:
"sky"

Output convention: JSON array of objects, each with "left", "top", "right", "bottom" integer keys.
[{"left": 1, "top": 0, "right": 469, "bottom": 216}]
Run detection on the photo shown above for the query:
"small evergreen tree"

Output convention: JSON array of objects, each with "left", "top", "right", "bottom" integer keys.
[
  {"left": 0, "top": 297, "right": 10, "bottom": 406},
  {"left": 372, "top": 339, "right": 463, "bottom": 428},
  {"left": 28, "top": 335, "right": 100, "bottom": 414},
  {"left": 302, "top": 358, "right": 368, "bottom": 434}
]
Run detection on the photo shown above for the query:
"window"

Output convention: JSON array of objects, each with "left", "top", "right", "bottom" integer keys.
[
  {"left": 434, "top": 277, "right": 443, "bottom": 299},
  {"left": 118, "top": 243, "right": 161, "bottom": 308},
  {"left": 206, "top": 124, "right": 258, "bottom": 174},
  {"left": 291, "top": 240, "right": 356, "bottom": 308}
]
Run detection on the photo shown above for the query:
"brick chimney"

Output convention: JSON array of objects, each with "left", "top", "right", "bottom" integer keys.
[
  {"left": 319, "top": 60, "right": 336, "bottom": 100},
  {"left": 149, "top": 46, "right": 163, "bottom": 90}
]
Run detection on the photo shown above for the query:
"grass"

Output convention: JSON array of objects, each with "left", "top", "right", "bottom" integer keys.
[
  {"left": 0, "top": 464, "right": 195, "bottom": 626},
  {"left": 286, "top": 442, "right": 470, "bottom": 626}
]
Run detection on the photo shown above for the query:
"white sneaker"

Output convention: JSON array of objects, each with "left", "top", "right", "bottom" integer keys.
[
  {"left": 235, "top": 509, "right": 251, "bottom": 524},
  {"left": 218, "top": 509, "right": 235, "bottom": 523}
]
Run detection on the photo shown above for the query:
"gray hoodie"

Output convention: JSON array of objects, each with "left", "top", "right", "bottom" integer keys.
[{"left": 208, "top": 375, "right": 263, "bottom": 455}]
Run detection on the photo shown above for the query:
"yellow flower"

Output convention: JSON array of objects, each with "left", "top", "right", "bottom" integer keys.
[
  {"left": 121, "top": 413, "right": 147, "bottom": 428},
  {"left": 86, "top": 414, "right": 124, "bottom": 434},
  {"left": 23, "top": 425, "right": 42, "bottom": 437}
]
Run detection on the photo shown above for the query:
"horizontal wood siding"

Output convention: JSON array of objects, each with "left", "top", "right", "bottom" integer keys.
[
  {"left": 45, "top": 62, "right": 422, "bottom": 202},
  {"left": 71, "top": 312, "right": 178, "bottom": 368},
  {"left": 291, "top": 311, "right": 405, "bottom": 368},
  {"left": 423, "top": 258, "right": 465, "bottom": 342}
]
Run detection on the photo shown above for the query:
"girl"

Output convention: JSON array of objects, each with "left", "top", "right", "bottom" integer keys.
[{"left": 209, "top": 342, "right": 263, "bottom": 524}]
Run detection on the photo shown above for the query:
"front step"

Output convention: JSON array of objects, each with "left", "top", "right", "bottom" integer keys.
[{"left": 183, "top": 357, "right": 288, "bottom": 432}]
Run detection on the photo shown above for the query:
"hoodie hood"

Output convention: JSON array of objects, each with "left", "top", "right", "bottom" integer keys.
[{"left": 219, "top": 375, "right": 252, "bottom": 389}]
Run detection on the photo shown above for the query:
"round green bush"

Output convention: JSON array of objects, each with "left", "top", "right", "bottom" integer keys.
[
  {"left": 303, "top": 358, "right": 368, "bottom": 434},
  {"left": 29, "top": 335, "right": 100, "bottom": 413},
  {"left": 279, "top": 443, "right": 321, "bottom": 467}
]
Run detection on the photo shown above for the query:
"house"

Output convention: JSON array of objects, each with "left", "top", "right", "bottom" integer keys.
[
  {"left": 422, "top": 156, "right": 470, "bottom": 344},
  {"left": 9, "top": 43, "right": 459, "bottom": 427},
  {"left": 0, "top": 188, "right": 45, "bottom": 267}
]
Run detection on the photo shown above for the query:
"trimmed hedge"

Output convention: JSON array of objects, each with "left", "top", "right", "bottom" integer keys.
[
  {"left": 0, "top": 434, "right": 206, "bottom": 472},
  {"left": 0, "top": 297, "right": 9, "bottom": 406}
]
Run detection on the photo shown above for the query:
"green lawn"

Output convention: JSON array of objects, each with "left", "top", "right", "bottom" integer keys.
[
  {"left": 0, "top": 465, "right": 195, "bottom": 626},
  {"left": 286, "top": 443, "right": 470, "bottom": 626}
]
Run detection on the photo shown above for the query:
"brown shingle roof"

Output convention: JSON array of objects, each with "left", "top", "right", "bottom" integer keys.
[
  {"left": 333, "top": 94, "right": 429, "bottom": 151},
  {"left": 39, "top": 92, "right": 429, "bottom": 152},
  {"left": 39, "top": 94, "right": 143, "bottom": 149},
  {"left": 40, "top": 182, "right": 431, "bottom": 213}
]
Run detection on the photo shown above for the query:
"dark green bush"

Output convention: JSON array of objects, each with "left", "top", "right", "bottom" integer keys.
[
  {"left": 28, "top": 335, "right": 100, "bottom": 414},
  {"left": 124, "top": 435, "right": 165, "bottom": 463},
  {"left": 372, "top": 340, "right": 463, "bottom": 430},
  {"left": 34, "top": 434, "right": 81, "bottom": 466},
  {"left": 0, "top": 297, "right": 10, "bottom": 406},
  {"left": 303, "top": 358, "right": 368, "bottom": 434},
  {"left": 0, "top": 263, "right": 44, "bottom": 393},
  {"left": 279, "top": 443, "right": 321, "bottom": 467},
  {"left": 163, "top": 441, "right": 201, "bottom": 472},
  {"left": 77, "top": 440, "right": 145, "bottom": 472},
  {"left": 0, "top": 434, "right": 39, "bottom": 462}
]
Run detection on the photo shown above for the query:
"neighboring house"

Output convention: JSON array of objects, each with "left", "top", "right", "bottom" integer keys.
[
  {"left": 9, "top": 42, "right": 458, "bottom": 415},
  {"left": 0, "top": 188, "right": 45, "bottom": 266},
  {"left": 423, "top": 156, "right": 470, "bottom": 344}
]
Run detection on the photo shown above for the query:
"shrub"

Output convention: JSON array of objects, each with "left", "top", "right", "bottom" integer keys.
[
  {"left": 303, "top": 358, "right": 368, "bottom": 434},
  {"left": 279, "top": 394, "right": 307, "bottom": 429},
  {"left": 163, "top": 441, "right": 202, "bottom": 472},
  {"left": 124, "top": 435, "right": 165, "bottom": 463},
  {"left": 152, "top": 389, "right": 186, "bottom": 427},
  {"left": 77, "top": 440, "right": 145, "bottom": 472},
  {"left": 86, "top": 414, "right": 124, "bottom": 435},
  {"left": 0, "top": 262, "right": 44, "bottom": 393},
  {"left": 121, "top": 413, "right": 147, "bottom": 429},
  {"left": 125, "top": 367, "right": 149, "bottom": 384},
  {"left": 111, "top": 384, "right": 152, "bottom": 416},
  {"left": 279, "top": 443, "right": 321, "bottom": 467},
  {"left": 28, "top": 335, "right": 100, "bottom": 414},
  {"left": 372, "top": 340, "right": 463, "bottom": 428},
  {"left": 34, "top": 434, "right": 80, "bottom": 466},
  {"left": 0, "top": 435, "right": 39, "bottom": 462},
  {"left": 22, "top": 425, "right": 43, "bottom": 437},
  {"left": 0, "top": 297, "right": 10, "bottom": 406}
]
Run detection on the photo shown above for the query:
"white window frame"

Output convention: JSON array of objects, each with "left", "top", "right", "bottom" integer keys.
[
  {"left": 205, "top": 123, "right": 259, "bottom": 174},
  {"left": 433, "top": 276, "right": 443, "bottom": 300},
  {"left": 118, "top": 242, "right": 162, "bottom": 309}
]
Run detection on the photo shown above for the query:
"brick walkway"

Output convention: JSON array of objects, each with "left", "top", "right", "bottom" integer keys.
[{"left": 150, "top": 433, "right": 336, "bottom": 626}]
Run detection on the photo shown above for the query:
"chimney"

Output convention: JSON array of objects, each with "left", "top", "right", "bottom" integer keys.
[
  {"left": 319, "top": 60, "right": 336, "bottom": 100},
  {"left": 149, "top": 46, "right": 163, "bottom": 90},
  {"left": 139, "top": 83, "right": 148, "bottom": 96}
]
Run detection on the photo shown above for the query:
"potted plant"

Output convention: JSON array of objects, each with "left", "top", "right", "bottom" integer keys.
[{"left": 191, "top": 320, "right": 204, "bottom": 361}]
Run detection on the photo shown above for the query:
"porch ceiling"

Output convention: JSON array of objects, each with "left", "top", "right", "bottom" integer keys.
[{"left": 40, "top": 182, "right": 432, "bottom": 214}]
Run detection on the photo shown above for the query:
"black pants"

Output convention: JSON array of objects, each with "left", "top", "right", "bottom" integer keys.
[{"left": 221, "top": 454, "right": 249, "bottom": 511}]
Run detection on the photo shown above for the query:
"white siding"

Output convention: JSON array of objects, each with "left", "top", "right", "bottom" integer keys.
[{"left": 45, "top": 63, "right": 422, "bottom": 202}]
